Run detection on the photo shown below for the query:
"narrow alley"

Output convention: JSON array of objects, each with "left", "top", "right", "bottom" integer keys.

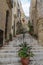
[{"left": 0, "top": 0, "right": 43, "bottom": 65}]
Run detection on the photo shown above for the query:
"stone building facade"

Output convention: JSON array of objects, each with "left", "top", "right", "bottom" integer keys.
[
  {"left": 30, "top": 0, "right": 43, "bottom": 45},
  {"left": 30, "top": 0, "right": 37, "bottom": 35},
  {"left": 12, "top": 0, "right": 29, "bottom": 36},
  {"left": 0, "top": 0, "right": 13, "bottom": 46},
  {"left": 12, "top": 0, "right": 21, "bottom": 36}
]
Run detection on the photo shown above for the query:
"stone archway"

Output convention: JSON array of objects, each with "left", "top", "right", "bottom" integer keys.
[{"left": 0, "top": 30, "right": 3, "bottom": 47}]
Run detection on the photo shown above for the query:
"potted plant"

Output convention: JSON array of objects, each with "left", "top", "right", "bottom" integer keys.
[{"left": 18, "top": 42, "right": 34, "bottom": 65}]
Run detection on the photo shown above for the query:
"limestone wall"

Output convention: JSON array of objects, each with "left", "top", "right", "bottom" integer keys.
[
  {"left": 0, "top": 0, "right": 12, "bottom": 42},
  {"left": 30, "top": 0, "right": 43, "bottom": 44}
]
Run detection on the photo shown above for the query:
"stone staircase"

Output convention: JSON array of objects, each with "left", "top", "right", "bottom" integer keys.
[{"left": 0, "top": 34, "right": 43, "bottom": 65}]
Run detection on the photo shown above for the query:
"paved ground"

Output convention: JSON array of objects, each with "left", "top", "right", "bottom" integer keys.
[{"left": 0, "top": 34, "right": 43, "bottom": 65}]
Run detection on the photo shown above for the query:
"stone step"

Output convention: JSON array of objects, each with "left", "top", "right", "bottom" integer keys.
[
  {"left": 0, "top": 52, "right": 43, "bottom": 57},
  {"left": 0, "top": 54, "right": 43, "bottom": 61},
  {"left": 4, "top": 43, "right": 39, "bottom": 47},
  {"left": 0, "top": 62, "right": 43, "bottom": 65},
  {"left": 2, "top": 46, "right": 43, "bottom": 49},
  {"left": 0, "top": 57, "right": 43, "bottom": 64},
  {"left": 0, "top": 63, "right": 22, "bottom": 65},
  {"left": 0, "top": 61, "right": 43, "bottom": 65},
  {"left": 4, "top": 39, "right": 38, "bottom": 46},
  {"left": 0, "top": 57, "right": 20, "bottom": 63},
  {"left": 7, "top": 45, "right": 39, "bottom": 47},
  {"left": 0, "top": 47, "right": 43, "bottom": 53},
  {"left": 0, "top": 52, "right": 43, "bottom": 58},
  {"left": 0, "top": 50, "right": 43, "bottom": 55},
  {"left": 3, "top": 40, "right": 39, "bottom": 46},
  {"left": 4, "top": 43, "right": 39, "bottom": 46},
  {"left": 1, "top": 47, "right": 43, "bottom": 50},
  {"left": 0, "top": 62, "right": 40, "bottom": 65}
]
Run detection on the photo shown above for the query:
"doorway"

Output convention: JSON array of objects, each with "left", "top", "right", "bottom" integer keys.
[
  {"left": 5, "top": 10, "right": 9, "bottom": 39},
  {"left": 0, "top": 30, "right": 3, "bottom": 47}
]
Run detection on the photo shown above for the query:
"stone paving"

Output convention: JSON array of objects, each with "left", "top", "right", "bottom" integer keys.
[{"left": 0, "top": 34, "right": 43, "bottom": 65}]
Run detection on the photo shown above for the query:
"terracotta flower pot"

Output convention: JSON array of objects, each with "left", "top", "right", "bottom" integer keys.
[{"left": 21, "top": 58, "right": 30, "bottom": 65}]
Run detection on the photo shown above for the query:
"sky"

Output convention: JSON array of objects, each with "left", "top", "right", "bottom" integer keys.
[{"left": 20, "top": 0, "right": 30, "bottom": 17}]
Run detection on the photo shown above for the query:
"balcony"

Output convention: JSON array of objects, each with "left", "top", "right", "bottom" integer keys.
[{"left": 6, "top": 0, "right": 13, "bottom": 8}]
